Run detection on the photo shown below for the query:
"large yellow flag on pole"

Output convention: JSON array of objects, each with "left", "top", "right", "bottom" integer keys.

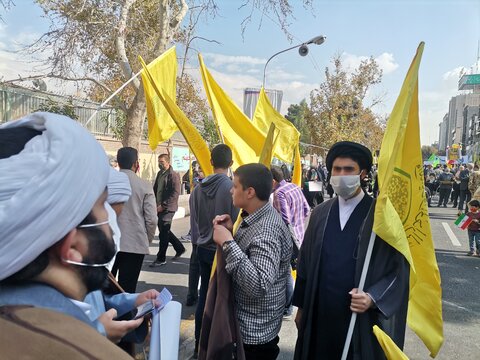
[
  {"left": 253, "top": 88, "right": 299, "bottom": 163},
  {"left": 373, "top": 42, "right": 443, "bottom": 357},
  {"left": 138, "top": 55, "right": 213, "bottom": 177},
  {"left": 253, "top": 87, "right": 302, "bottom": 186},
  {"left": 141, "top": 46, "right": 178, "bottom": 151},
  {"left": 198, "top": 54, "right": 266, "bottom": 168}
]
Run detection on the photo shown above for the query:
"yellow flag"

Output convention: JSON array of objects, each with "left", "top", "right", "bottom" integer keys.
[
  {"left": 292, "top": 145, "right": 302, "bottom": 187},
  {"left": 138, "top": 55, "right": 213, "bottom": 177},
  {"left": 198, "top": 54, "right": 266, "bottom": 168},
  {"left": 253, "top": 87, "right": 300, "bottom": 163},
  {"left": 141, "top": 47, "right": 178, "bottom": 151},
  {"left": 373, "top": 42, "right": 443, "bottom": 357},
  {"left": 373, "top": 326, "right": 409, "bottom": 360},
  {"left": 258, "top": 123, "right": 277, "bottom": 168}
]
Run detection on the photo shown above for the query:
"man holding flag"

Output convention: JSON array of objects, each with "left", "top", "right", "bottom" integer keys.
[{"left": 292, "top": 141, "right": 410, "bottom": 359}]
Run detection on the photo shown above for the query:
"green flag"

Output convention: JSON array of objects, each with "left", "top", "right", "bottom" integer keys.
[{"left": 428, "top": 154, "right": 439, "bottom": 167}]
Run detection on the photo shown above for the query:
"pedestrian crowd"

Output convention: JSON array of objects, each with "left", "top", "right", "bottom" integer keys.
[
  {"left": 424, "top": 162, "right": 480, "bottom": 256},
  {"left": 0, "top": 112, "right": 414, "bottom": 359}
]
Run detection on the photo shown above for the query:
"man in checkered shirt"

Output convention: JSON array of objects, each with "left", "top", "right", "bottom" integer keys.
[{"left": 213, "top": 163, "right": 293, "bottom": 360}]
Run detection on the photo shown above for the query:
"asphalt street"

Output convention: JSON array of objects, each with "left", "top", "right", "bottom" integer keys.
[{"left": 136, "top": 196, "right": 480, "bottom": 359}]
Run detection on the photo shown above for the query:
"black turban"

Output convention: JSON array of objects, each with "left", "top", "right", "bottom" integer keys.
[{"left": 326, "top": 141, "right": 372, "bottom": 172}]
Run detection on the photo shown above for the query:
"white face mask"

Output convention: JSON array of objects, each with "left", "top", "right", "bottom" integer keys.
[{"left": 330, "top": 174, "right": 361, "bottom": 199}]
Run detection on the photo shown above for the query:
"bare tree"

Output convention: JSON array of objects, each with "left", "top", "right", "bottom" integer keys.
[{"left": 8, "top": 0, "right": 311, "bottom": 149}]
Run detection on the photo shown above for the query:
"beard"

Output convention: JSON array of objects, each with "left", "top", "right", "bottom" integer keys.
[{"left": 77, "top": 226, "right": 116, "bottom": 293}]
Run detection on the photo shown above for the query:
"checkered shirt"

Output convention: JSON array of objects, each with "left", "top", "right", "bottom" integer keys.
[
  {"left": 223, "top": 203, "right": 292, "bottom": 345},
  {"left": 273, "top": 180, "right": 310, "bottom": 244}
]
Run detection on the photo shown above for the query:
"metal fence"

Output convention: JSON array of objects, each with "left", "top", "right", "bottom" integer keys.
[{"left": 0, "top": 84, "right": 122, "bottom": 137}]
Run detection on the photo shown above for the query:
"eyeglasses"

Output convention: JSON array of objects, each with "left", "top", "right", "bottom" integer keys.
[
  {"left": 64, "top": 219, "right": 115, "bottom": 267},
  {"left": 62, "top": 257, "right": 114, "bottom": 268},
  {"left": 62, "top": 241, "right": 117, "bottom": 268},
  {"left": 77, "top": 220, "right": 110, "bottom": 229}
]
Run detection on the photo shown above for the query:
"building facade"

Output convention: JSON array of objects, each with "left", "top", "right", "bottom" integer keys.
[{"left": 438, "top": 74, "right": 480, "bottom": 161}]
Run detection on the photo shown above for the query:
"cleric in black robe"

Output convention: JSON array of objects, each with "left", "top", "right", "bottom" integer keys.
[{"left": 292, "top": 141, "right": 409, "bottom": 360}]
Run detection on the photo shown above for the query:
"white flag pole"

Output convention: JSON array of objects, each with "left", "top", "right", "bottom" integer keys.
[
  {"left": 83, "top": 69, "right": 143, "bottom": 127},
  {"left": 340, "top": 231, "right": 376, "bottom": 360}
]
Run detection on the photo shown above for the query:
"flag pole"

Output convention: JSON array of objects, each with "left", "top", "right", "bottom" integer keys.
[
  {"left": 84, "top": 69, "right": 143, "bottom": 127},
  {"left": 341, "top": 230, "right": 376, "bottom": 360}
]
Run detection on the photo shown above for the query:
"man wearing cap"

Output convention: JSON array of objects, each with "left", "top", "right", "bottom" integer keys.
[
  {"left": 292, "top": 141, "right": 409, "bottom": 359},
  {"left": 0, "top": 113, "right": 143, "bottom": 337}
]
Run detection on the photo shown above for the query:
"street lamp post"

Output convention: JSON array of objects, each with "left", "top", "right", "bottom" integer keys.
[{"left": 262, "top": 35, "right": 326, "bottom": 88}]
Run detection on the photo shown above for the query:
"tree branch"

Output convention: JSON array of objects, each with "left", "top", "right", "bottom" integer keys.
[
  {"left": 153, "top": 0, "right": 169, "bottom": 54},
  {"left": 169, "top": 0, "right": 189, "bottom": 30},
  {"left": 116, "top": 0, "right": 140, "bottom": 90}
]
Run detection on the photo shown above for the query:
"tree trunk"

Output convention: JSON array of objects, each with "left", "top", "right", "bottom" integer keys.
[{"left": 122, "top": 84, "right": 146, "bottom": 149}]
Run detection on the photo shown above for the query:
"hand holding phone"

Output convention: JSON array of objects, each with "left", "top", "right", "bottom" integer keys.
[
  {"left": 99, "top": 308, "right": 144, "bottom": 343},
  {"left": 132, "top": 300, "right": 155, "bottom": 320},
  {"left": 115, "top": 300, "right": 155, "bottom": 321}
]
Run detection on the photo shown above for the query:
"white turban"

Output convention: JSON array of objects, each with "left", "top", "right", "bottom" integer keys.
[
  {"left": 105, "top": 202, "right": 119, "bottom": 272},
  {"left": 107, "top": 167, "right": 131, "bottom": 204},
  {"left": 0, "top": 112, "right": 109, "bottom": 280},
  {"left": 105, "top": 168, "right": 131, "bottom": 271}
]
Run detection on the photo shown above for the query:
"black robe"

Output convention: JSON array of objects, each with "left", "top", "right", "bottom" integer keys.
[{"left": 293, "top": 196, "right": 409, "bottom": 360}]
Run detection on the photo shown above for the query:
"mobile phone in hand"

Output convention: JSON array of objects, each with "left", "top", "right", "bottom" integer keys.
[{"left": 132, "top": 300, "right": 155, "bottom": 320}]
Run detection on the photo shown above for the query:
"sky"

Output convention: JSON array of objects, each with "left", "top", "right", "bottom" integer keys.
[{"left": 0, "top": 0, "right": 479, "bottom": 145}]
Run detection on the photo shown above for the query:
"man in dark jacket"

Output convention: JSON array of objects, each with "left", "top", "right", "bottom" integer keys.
[
  {"left": 150, "top": 153, "right": 185, "bottom": 266},
  {"left": 293, "top": 141, "right": 409, "bottom": 360},
  {"left": 437, "top": 166, "right": 454, "bottom": 208},
  {"left": 458, "top": 163, "right": 472, "bottom": 213},
  {"left": 192, "top": 144, "right": 239, "bottom": 358}
]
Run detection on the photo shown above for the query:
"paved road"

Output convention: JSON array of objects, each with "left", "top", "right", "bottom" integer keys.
[{"left": 136, "top": 198, "right": 480, "bottom": 359}]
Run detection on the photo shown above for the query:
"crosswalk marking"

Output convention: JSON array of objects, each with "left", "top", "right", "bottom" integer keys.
[{"left": 441, "top": 222, "right": 462, "bottom": 247}]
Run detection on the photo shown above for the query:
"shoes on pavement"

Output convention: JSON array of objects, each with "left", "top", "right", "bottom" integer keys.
[
  {"left": 443, "top": 205, "right": 447, "bottom": 208},
  {"left": 180, "top": 234, "right": 192, "bottom": 242},
  {"left": 149, "top": 260, "right": 167, "bottom": 267},
  {"left": 172, "top": 248, "right": 186, "bottom": 260},
  {"left": 467, "top": 251, "right": 475, "bottom": 256}
]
